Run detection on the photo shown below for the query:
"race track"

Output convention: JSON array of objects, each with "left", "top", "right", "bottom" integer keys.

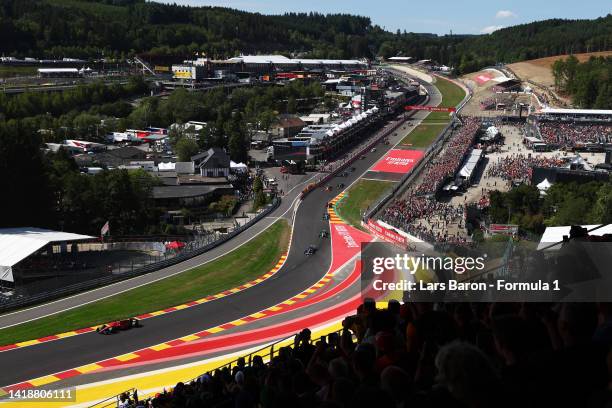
[{"left": 0, "top": 78, "right": 442, "bottom": 390}]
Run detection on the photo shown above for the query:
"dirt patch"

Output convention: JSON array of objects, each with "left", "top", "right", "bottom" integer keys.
[{"left": 508, "top": 51, "right": 612, "bottom": 89}]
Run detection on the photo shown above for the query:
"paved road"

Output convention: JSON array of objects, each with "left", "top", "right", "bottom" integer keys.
[
  {"left": 0, "top": 78, "right": 440, "bottom": 387},
  {"left": 0, "top": 175, "right": 314, "bottom": 331}
]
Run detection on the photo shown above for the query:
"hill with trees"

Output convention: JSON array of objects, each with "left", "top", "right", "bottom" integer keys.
[
  {"left": 552, "top": 55, "right": 612, "bottom": 108},
  {"left": 0, "top": 0, "right": 610, "bottom": 72}
]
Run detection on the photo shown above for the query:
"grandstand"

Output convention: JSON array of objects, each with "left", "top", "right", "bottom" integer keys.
[
  {"left": 105, "top": 298, "right": 612, "bottom": 408},
  {"left": 526, "top": 107, "right": 612, "bottom": 151},
  {"left": 415, "top": 117, "right": 480, "bottom": 196}
]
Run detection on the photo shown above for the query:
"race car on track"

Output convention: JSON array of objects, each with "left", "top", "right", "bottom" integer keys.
[
  {"left": 96, "top": 318, "right": 141, "bottom": 334},
  {"left": 304, "top": 245, "right": 317, "bottom": 256}
]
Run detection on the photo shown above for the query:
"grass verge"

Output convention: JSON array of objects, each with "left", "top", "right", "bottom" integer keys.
[
  {"left": 426, "top": 76, "right": 466, "bottom": 122},
  {"left": 0, "top": 219, "right": 290, "bottom": 346},
  {"left": 400, "top": 123, "right": 448, "bottom": 148},
  {"left": 336, "top": 180, "right": 394, "bottom": 228},
  {"left": 400, "top": 75, "right": 466, "bottom": 148}
]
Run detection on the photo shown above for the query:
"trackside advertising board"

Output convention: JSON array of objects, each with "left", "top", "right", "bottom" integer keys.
[
  {"left": 371, "top": 149, "right": 424, "bottom": 174},
  {"left": 365, "top": 219, "right": 406, "bottom": 247}
]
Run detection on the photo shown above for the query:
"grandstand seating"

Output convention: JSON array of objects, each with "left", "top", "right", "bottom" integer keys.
[
  {"left": 108, "top": 300, "right": 611, "bottom": 408},
  {"left": 415, "top": 117, "right": 480, "bottom": 195},
  {"left": 538, "top": 122, "right": 612, "bottom": 148}
]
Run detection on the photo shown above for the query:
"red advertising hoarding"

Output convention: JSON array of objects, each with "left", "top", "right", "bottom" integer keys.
[
  {"left": 404, "top": 105, "right": 456, "bottom": 112},
  {"left": 365, "top": 219, "right": 406, "bottom": 247},
  {"left": 371, "top": 149, "right": 424, "bottom": 174}
]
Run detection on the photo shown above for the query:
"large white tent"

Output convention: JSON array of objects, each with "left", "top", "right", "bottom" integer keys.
[
  {"left": 230, "top": 161, "right": 248, "bottom": 172},
  {"left": 537, "top": 178, "right": 552, "bottom": 195},
  {"left": 537, "top": 224, "right": 612, "bottom": 251},
  {"left": 0, "top": 228, "right": 93, "bottom": 282}
]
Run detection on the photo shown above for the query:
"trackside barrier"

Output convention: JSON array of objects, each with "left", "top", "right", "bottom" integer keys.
[
  {"left": 363, "top": 219, "right": 407, "bottom": 248},
  {"left": 94, "top": 329, "right": 347, "bottom": 408},
  {"left": 87, "top": 388, "right": 137, "bottom": 408},
  {"left": 0, "top": 198, "right": 281, "bottom": 313}
]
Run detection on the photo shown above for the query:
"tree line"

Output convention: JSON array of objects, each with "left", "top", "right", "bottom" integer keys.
[
  {"left": 488, "top": 182, "right": 612, "bottom": 235},
  {"left": 0, "top": 120, "right": 160, "bottom": 234},
  {"left": 0, "top": 0, "right": 610, "bottom": 71},
  {"left": 0, "top": 77, "right": 325, "bottom": 162},
  {"left": 552, "top": 55, "right": 612, "bottom": 109}
]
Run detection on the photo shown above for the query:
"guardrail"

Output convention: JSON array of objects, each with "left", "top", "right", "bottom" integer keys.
[
  {"left": 0, "top": 198, "right": 281, "bottom": 313},
  {"left": 93, "top": 328, "right": 347, "bottom": 408},
  {"left": 87, "top": 388, "right": 137, "bottom": 408}
]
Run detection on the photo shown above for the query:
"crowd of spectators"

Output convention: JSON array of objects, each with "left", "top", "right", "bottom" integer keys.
[
  {"left": 538, "top": 122, "right": 612, "bottom": 148},
  {"left": 116, "top": 300, "right": 612, "bottom": 408},
  {"left": 486, "top": 154, "right": 565, "bottom": 182},
  {"left": 228, "top": 172, "right": 255, "bottom": 202},
  {"left": 380, "top": 195, "right": 466, "bottom": 244},
  {"left": 382, "top": 196, "right": 463, "bottom": 227},
  {"left": 415, "top": 118, "right": 480, "bottom": 195}
]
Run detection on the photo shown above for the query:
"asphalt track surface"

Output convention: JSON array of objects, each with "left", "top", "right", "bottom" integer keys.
[{"left": 0, "top": 78, "right": 441, "bottom": 388}]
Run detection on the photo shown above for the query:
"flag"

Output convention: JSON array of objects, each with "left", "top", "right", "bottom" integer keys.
[
  {"left": 101, "top": 221, "right": 110, "bottom": 237},
  {"left": 0, "top": 266, "right": 13, "bottom": 283}
]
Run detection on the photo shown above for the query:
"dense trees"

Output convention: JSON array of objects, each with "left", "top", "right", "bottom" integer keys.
[
  {"left": 0, "top": 120, "right": 55, "bottom": 228},
  {"left": 136, "top": 81, "right": 323, "bottom": 161},
  {"left": 488, "top": 181, "right": 612, "bottom": 234},
  {"left": 0, "top": 77, "right": 148, "bottom": 121},
  {"left": 0, "top": 0, "right": 375, "bottom": 59},
  {"left": 552, "top": 56, "right": 612, "bottom": 108},
  {"left": 0, "top": 121, "right": 160, "bottom": 234},
  {"left": 175, "top": 137, "right": 199, "bottom": 162},
  {"left": 1, "top": 1, "right": 609, "bottom": 72}
]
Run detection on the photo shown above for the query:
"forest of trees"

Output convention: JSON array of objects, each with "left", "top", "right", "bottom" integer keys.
[
  {"left": 0, "top": 0, "right": 610, "bottom": 71},
  {"left": 0, "top": 77, "right": 325, "bottom": 161},
  {"left": 0, "top": 79, "right": 326, "bottom": 233},
  {"left": 552, "top": 56, "right": 612, "bottom": 108},
  {"left": 0, "top": 120, "right": 160, "bottom": 234},
  {"left": 488, "top": 182, "right": 612, "bottom": 235}
]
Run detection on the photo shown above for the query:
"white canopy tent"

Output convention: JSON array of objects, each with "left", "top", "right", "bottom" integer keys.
[
  {"left": 230, "top": 161, "right": 248, "bottom": 172},
  {"left": 0, "top": 228, "right": 93, "bottom": 282},
  {"left": 537, "top": 178, "right": 552, "bottom": 192},
  {"left": 458, "top": 149, "right": 483, "bottom": 179},
  {"left": 158, "top": 162, "right": 176, "bottom": 171},
  {"left": 536, "top": 178, "right": 552, "bottom": 196}
]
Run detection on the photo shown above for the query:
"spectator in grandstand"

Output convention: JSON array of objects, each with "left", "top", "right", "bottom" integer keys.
[
  {"left": 485, "top": 153, "right": 564, "bottom": 182},
  {"left": 415, "top": 118, "right": 480, "bottom": 195},
  {"left": 138, "top": 299, "right": 610, "bottom": 408},
  {"left": 538, "top": 121, "right": 611, "bottom": 148},
  {"left": 381, "top": 195, "right": 466, "bottom": 244}
]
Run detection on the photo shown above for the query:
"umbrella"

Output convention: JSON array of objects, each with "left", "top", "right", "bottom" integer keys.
[{"left": 166, "top": 241, "right": 186, "bottom": 250}]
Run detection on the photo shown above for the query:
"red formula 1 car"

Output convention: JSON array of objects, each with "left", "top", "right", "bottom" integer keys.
[{"left": 96, "top": 317, "right": 141, "bottom": 335}]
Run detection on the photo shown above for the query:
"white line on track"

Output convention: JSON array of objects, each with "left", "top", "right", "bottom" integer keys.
[{"left": 0, "top": 174, "right": 317, "bottom": 331}]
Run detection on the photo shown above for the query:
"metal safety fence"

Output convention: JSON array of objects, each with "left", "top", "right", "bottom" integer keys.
[
  {"left": 90, "top": 328, "right": 347, "bottom": 408},
  {"left": 0, "top": 197, "right": 281, "bottom": 313}
]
